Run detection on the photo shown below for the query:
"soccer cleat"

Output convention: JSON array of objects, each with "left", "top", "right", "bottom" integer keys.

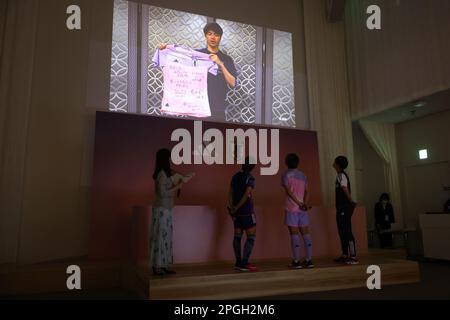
[
  {"left": 289, "top": 260, "right": 303, "bottom": 269},
  {"left": 152, "top": 267, "right": 165, "bottom": 276},
  {"left": 333, "top": 256, "right": 348, "bottom": 264},
  {"left": 162, "top": 268, "right": 176, "bottom": 275},
  {"left": 239, "top": 263, "right": 258, "bottom": 272},
  {"left": 345, "top": 257, "right": 359, "bottom": 265},
  {"left": 302, "top": 260, "right": 315, "bottom": 268}
]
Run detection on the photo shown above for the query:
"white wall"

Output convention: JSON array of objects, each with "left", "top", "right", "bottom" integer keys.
[
  {"left": 346, "top": 0, "right": 450, "bottom": 119},
  {"left": 396, "top": 109, "right": 450, "bottom": 230},
  {"left": 0, "top": 0, "right": 113, "bottom": 264}
]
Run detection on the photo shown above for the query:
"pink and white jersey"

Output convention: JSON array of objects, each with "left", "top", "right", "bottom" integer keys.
[
  {"left": 151, "top": 45, "right": 219, "bottom": 118},
  {"left": 281, "top": 169, "right": 308, "bottom": 213},
  {"left": 152, "top": 44, "right": 218, "bottom": 75}
]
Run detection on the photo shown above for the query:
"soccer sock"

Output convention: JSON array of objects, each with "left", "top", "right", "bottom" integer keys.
[
  {"left": 233, "top": 234, "right": 242, "bottom": 265},
  {"left": 242, "top": 235, "right": 256, "bottom": 265},
  {"left": 348, "top": 240, "right": 357, "bottom": 257},
  {"left": 303, "top": 234, "right": 313, "bottom": 261},
  {"left": 290, "top": 234, "right": 301, "bottom": 262}
]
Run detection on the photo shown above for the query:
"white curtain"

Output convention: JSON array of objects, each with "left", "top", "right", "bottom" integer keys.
[
  {"left": 359, "top": 120, "right": 403, "bottom": 228},
  {"left": 346, "top": 0, "right": 450, "bottom": 119},
  {"left": 0, "top": 0, "right": 39, "bottom": 264},
  {"left": 303, "top": 0, "right": 356, "bottom": 206}
]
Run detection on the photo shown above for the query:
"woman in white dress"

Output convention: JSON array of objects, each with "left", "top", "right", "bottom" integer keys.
[{"left": 151, "top": 148, "right": 194, "bottom": 276}]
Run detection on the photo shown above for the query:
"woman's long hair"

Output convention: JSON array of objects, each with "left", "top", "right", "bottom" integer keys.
[
  {"left": 152, "top": 148, "right": 172, "bottom": 180},
  {"left": 152, "top": 148, "right": 181, "bottom": 197}
]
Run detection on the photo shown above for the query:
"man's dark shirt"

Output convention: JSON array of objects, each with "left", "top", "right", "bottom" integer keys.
[
  {"left": 230, "top": 171, "right": 255, "bottom": 216},
  {"left": 444, "top": 198, "right": 450, "bottom": 213},
  {"left": 335, "top": 171, "right": 352, "bottom": 212},
  {"left": 197, "top": 48, "right": 237, "bottom": 121},
  {"left": 375, "top": 202, "right": 395, "bottom": 229}
]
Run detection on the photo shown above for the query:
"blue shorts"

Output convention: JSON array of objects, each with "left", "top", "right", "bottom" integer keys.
[
  {"left": 233, "top": 214, "right": 256, "bottom": 230},
  {"left": 284, "top": 211, "right": 309, "bottom": 227}
]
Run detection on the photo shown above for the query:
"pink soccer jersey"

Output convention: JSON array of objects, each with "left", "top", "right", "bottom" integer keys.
[{"left": 281, "top": 169, "right": 308, "bottom": 213}]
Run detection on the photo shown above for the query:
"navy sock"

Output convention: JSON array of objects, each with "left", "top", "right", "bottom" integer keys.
[
  {"left": 242, "top": 235, "right": 256, "bottom": 265},
  {"left": 233, "top": 234, "right": 242, "bottom": 265}
]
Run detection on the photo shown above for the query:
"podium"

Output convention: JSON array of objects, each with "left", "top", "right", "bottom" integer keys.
[{"left": 419, "top": 213, "right": 450, "bottom": 261}]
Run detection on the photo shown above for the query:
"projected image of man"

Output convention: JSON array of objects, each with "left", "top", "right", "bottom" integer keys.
[{"left": 197, "top": 22, "right": 237, "bottom": 122}]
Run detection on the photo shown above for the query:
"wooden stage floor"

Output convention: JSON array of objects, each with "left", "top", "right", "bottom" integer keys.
[
  {"left": 0, "top": 250, "right": 420, "bottom": 299},
  {"left": 142, "top": 251, "right": 420, "bottom": 300}
]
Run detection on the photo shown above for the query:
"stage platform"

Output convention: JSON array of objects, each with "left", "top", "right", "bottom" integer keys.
[
  {"left": 144, "top": 251, "right": 420, "bottom": 300},
  {"left": 0, "top": 250, "right": 420, "bottom": 299}
]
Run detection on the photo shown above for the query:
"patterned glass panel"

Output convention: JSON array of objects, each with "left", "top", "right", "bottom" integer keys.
[
  {"left": 109, "top": 0, "right": 128, "bottom": 112},
  {"left": 146, "top": 6, "right": 207, "bottom": 116},
  {"left": 272, "top": 30, "right": 295, "bottom": 127},
  {"left": 217, "top": 19, "right": 257, "bottom": 124}
]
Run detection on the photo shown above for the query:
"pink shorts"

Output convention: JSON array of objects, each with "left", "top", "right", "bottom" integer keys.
[{"left": 284, "top": 211, "right": 309, "bottom": 227}]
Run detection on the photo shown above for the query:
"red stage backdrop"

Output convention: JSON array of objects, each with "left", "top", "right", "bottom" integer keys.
[{"left": 89, "top": 112, "right": 367, "bottom": 262}]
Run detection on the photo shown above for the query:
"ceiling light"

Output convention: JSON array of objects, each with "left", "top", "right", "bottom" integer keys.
[{"left": 419, "top": 149, "right": 428, "bottom": 160}]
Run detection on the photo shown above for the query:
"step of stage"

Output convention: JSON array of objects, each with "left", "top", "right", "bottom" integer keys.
[{"left": 148, "top": 255, "right": 420, "bottom": 300}]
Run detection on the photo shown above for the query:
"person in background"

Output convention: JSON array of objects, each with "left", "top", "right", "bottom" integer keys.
[
  {"left": 228, "top": 156, "right": 258, "bottom": 272},
  {"left": 281, "top": 153, "right": 314, "bottom": 269},
  {"left": 443, "top": 196, "right": 450, "bottom": 213},
  {"left": 333, "top": 156, "right": 359, "bottom": 265},
  {"left": 374, "top": 193, "right": 395, "bottom": 248},
  {"left": 151, "top": 148, "right": 195, "bottom": 276}
]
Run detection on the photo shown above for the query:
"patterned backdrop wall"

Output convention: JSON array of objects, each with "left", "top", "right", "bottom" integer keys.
[
  {"left": 109, "top": 0, "right": 295, "bottom": 127},
  {"left": 272, "top": 30, "right": 295, "bottom": 127},
  {"left": 216, "top": 19, "right": 257, "bottom": 124},
  {"left": 109, "top": 0, "right": 128, "bottom": 113}
]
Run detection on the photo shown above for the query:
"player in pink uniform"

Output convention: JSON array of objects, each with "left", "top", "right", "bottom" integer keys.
[{"left": 281, "top": 153, "right": 314, "bottom": 269}]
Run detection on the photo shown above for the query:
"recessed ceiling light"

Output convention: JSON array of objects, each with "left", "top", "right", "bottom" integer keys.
[{"left": 419, "top": 149, "right": 428, "bottom": 160}]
